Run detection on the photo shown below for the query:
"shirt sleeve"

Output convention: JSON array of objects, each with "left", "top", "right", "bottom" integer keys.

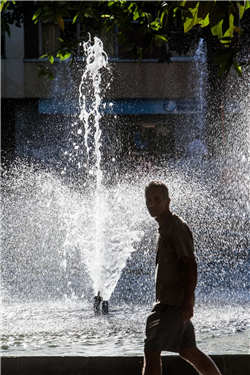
[{"left": 171, "top": 226, "right": 195, "bottom": 259}]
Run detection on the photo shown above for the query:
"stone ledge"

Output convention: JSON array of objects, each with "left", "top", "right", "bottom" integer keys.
[{"left": 1, "top": 355, "right": 249, "bottom": 375}]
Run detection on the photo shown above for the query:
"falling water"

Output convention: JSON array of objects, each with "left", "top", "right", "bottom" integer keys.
[
  {"left": 71, "top": 37, "right": 146, "bottom": 300},
  {"left": 194, "top": 38, "right": 207, "bottom": 140}
]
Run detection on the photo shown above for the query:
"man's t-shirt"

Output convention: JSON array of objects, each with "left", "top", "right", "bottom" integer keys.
[{"left": 155, "top": 212, "right": 195, "bottom": 306}]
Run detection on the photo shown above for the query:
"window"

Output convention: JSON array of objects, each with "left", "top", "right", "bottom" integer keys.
[
  {"left": 41, "top": 23, "right": 60, "bottom": 55},
  {"left": 40, "top": 20, "right": 79, "bottom": 56},
  {"left": 25, "top": 19, "right": 79, "bottom": 58}
]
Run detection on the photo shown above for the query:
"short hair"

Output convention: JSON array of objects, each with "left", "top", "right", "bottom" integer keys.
[{"left": 145, "top": 181, "right": 169, "bottom": 199}]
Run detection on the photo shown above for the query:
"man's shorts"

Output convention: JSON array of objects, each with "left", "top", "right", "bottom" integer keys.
[{"left": 144, "top": 303, "right": 196, "bottom": 353}]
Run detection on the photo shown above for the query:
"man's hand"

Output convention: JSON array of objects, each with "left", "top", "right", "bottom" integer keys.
[
  {"left": 180, "top": 256, "right": 197, "bottom": 323},
  {"left": 181, "top": 301, "right": 194, "bottom": 323}
]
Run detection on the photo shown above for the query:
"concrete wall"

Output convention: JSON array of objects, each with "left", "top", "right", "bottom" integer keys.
[
  {"left": 108, "top": 61, "right": 198, "bottom": 99},
  {"left": 20, "top": 60, "right": 200, "bottom": 100},
  {"left": 1, "top": 21, "right": 201, "bottom": 101},
  {"left": 1, "top": 24, "right": 25, "bottom": 98},
  {"left": 1, "top": 356, "right": 249, "bottom": 375}
]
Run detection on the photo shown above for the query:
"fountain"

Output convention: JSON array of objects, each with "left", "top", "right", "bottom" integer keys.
[{"left": 1, "top": 36, "right": 249, "bottom": 358}]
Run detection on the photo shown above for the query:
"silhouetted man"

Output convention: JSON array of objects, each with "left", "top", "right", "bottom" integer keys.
[{"left": 143, "top": 181, "right": 222, "bottom": 375}]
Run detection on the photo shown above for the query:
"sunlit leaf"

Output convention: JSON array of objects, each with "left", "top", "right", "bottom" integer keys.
[
  {"left": 245, "top": 0, "right": 250, "bottom": 10},
  {"left": 0, "top": 0, "right": 7, "bottom": 12},
  {"left": 150, "top": 21, "right": 161, "bottom": 31},
  {"left": 57, "top": 16, "right": 64, "bottom": 31},
  {"left": 60, "top": 53, "right": 71, "bottom": 61},
  {"left": 32, "top": 7, "right": 44, "bottom": 22},
  {"left": 200, "top": 13, "right": 210, "bottom": 28},
  {"left": 155, "top": 34, "right": 168, "bottom": 43},
  {"left": 211, "top": 19, "right": 223, "bottom": 39},
  {"left": 48, "top": 55, "right": 54, "bottom": 64},
  {"left": 239, "top": 4, "right": 245, "bottom": 18},
  {"left": 233, "top": 59, "right": 242, "bottom": 78},
  {"left": 184, "top": 2, "right": 201, "bottom": 33},
  {"left": 133, "top": 10, "right": 140, "bottom": 21},
  {"left": 222, "top": 14, "right": 235, "bottom": 40}
]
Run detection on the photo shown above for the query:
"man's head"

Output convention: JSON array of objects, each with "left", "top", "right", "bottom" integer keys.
[{"left": 145, "top": 181, "right": 170, "bottom": 220}]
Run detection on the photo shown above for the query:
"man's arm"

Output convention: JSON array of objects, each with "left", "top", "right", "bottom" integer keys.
[{"left": 180, "top": 256, "right": 197, "bottom": 323}]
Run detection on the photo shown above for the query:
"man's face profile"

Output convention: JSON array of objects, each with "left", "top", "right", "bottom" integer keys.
[{"left": 145, "top": 186, "right": 170, "bottom": 219}]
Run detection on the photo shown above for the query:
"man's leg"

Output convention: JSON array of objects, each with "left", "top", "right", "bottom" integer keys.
[
  {"left": 142, "top": 348, "right": 162, "bottom": 375},
  {"left": 179, "top": 347, "right": 222, "bottom": 375}
]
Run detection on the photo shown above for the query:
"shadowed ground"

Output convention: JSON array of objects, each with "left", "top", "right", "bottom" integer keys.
[{"left": 1, "top": 355, "right": 249, "bottom": 375}]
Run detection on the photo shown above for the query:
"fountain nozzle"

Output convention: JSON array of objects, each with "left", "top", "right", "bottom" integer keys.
[
  {"left": 102, "top": 300, "right": 108, "bottom": 315},
  {"left": 94, "top": 292, "right": 108, "bottom": 315}
]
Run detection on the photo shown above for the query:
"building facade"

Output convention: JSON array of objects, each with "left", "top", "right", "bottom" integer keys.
[{"left": 2, "top": 18, "right": 241, "bottom": 175}]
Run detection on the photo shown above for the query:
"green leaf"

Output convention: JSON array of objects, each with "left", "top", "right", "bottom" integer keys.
[
  {"left": 0, "top": 1, "right": 4, "bottom": 12},
  {"left": 200, "top": 13, "right": 210, "bottom": 28},
  {"left": 150, "top": 21, "right": 161, "bottom": 31},
  {"left": 39, "top": 54, "right": 48, "bottom": 59},
  {"left": 84, "top": 7, "right": 95, "bottom": 18},
  {"left": 239, "top": 4, "right": 245, "bottom": 18},
  {"left": 245, "top": 1, "right": 250, "bottom": 11},
  {"left": 222, "top": 17, "right": 229, "bottom": 36},
  {"left": 184, "top": 2, "right": 201, "bottom": 33},
  {"left": 48, "top": 55, "right": 54, "bottom": 64},
  {"left": 133, "top": 10, "right": 140, "bottom": 21},
  {"left": 213, "top": 52, "right": 231, "bottom": 66},
  {"left": 211, "top": 19, "right": 223, "bottom": 39},
  {"left": 197, "top": 1, "right": 210, "bottom": 19},
  {"left": 222, "top": 14, "right": 235, "bottom": 39},
  {"left": 48, "top": 70, "right": 55, "bottom": 80},
  {"left": 32, "top": 7, "right": 44, "bottom": 22},
  {"left": 154, "top": 34, "right": 168, "bottom": 43},
  {"left": 233, "top": 59, "right": 242, "bottom": 78},
  {"left": 145, "top": 12, "right": 152, "bottom": 24},
  {"left": 73, "top": 14, "right": 78, "bottom": 23},
  {"left": 209, "top": 6, "right": 224, "bottom": 28},
  {"left": 60, "top": 53, "right": 71, "bottom": 61},
  {"left": 69, "top": 56, "right": 75, "bottom": 67}
]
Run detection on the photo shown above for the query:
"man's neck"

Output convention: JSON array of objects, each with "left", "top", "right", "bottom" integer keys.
[{"left": 156, "top": 210, "right": 171, "bottom": 227}]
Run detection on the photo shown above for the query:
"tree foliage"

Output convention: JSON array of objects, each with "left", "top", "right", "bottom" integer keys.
[{"left": 1, "top": 1, "right": 250, "bottom": 78}]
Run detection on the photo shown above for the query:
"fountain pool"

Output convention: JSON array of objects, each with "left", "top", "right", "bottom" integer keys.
[{"left": 1, "top": 298, "right": 249, "bottom": 357}]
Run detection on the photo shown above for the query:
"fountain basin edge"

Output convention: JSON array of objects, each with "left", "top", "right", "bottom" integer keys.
[{"left": 1, "top": 355, "right": 249, "bottom": 375}]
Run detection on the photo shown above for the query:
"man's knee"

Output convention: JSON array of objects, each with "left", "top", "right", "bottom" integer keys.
[
  {"left": 179, "top": 347, "right": 222, "bottom": 375},
  {"left": 179, "top": 346, "right": 199, "bottom": 362}
]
